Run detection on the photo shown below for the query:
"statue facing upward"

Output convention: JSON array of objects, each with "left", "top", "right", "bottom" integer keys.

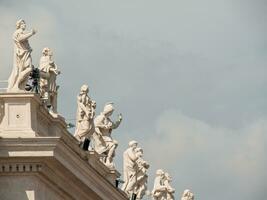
[
  {"left": 39, "top": 47, "right": 60, "bottom": 114},
  {"left": 7, "top": 19, "right": 36, "bottom": 92},
  {"left": 92, "top": 103, "right": 122, "bottom": 168}
]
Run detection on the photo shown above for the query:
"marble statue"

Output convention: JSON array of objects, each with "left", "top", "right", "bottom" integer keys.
[
  {"left": 152, "top": 169, "right": 167, "bottom": 200},
  {"left": 121, "top": 140, "right": 139, "bottom": 198},
  {"left": 135, "top": 147, "right": 150, "bottom": 200},
  {"left": 92, "top": 103, "right": 122, "bottom": 168},
  {"left": 164, "top": 173, "right": 175, "bottom": 200},
  {"left": 181, "top": 190, "right": 194, "bottom": 200},
  {"left": 7, "top": 19, "right": 37, "bottom": 92},
  {"left": 39, "top": 47, "right": 60, "bottom": 114},
  {"left": 74, "top": 85, "right": 96, "bottom": 144}
]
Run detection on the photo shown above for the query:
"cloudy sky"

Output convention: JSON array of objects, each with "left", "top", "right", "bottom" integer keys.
[{"left": 0, "top": 0, "right": 267, "bottom": 199}]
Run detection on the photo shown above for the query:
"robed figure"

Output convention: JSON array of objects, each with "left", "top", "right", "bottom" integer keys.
[{"left": 8, "top": 19, "right": 36, "bottom": 92}]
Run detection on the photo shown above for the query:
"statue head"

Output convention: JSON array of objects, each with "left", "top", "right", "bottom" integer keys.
[
  {"left": 16, "top": 19, "right": 26, "bottom": 30},
  {"left": 80, "top": 84, "right": 89, "bottom": 95},
  {"left": 129, "top": 140, "right": 138, "bottom": 149},
  {"left": 42, "top": 47, "right": 50, "bottom": 56},
  {"left": 156, "top": 169, "right": 165, "bottom": 178},
  {"left": 92, "top": 100, "right": 96, "bottom": 108},
  {"left": 103, "top": 102, "right": 114, "bottom": 117},
  {"left": 182, "top": 189, "right": 190, "bottom": 197},
  {"left": 164, "top": 172, "right": 172, "bottom": 181},
  {"left": 135, "top": 147, "right": 143, "bottom": 157}
]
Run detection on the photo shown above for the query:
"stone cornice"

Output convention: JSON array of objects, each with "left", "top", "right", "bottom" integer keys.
[{"left": 0, "top": 137, "right": 127, "bottom": 200}]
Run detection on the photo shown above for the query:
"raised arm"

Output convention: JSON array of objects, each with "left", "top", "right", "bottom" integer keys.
[
  {"left": 111, "top": 113, "right": 122, "bottom": 129},
  {"left": 16, "top": 29, "right": 36, "bottom": 42}
]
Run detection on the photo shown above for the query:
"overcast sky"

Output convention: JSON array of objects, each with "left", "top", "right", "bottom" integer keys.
[{"left": 0, "top": 0, "right": 266, "bottom": 199}]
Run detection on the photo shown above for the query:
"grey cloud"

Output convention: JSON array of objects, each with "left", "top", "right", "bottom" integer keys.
[{"left": 0, "top": 0, "right": 267, "bottom": 199}]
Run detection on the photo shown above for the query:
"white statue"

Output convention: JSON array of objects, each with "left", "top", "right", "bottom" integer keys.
[
  {"left": 92, "top": 103, "right": 122, "bottom": 168},
  {"left": 152, "top": 169, "right": 167, "bottom": 200},
  {"left": 135, "top": 147, "right": 150, "bottom": 200},
  {"left": 121, "top": 140, "right": 139, "bottom": 197},
  {"left": 39, "top": 47, "right": 60, "bottom": 113},
  {"left": 164, "top": 173, "right": 175, "bottom": 200},
  {"left": 74, "top": 85, "right": 96, "bottom": 144},
  {"left": 7, "top": 19, "right": 37, "bottom": 92},
  {"left": 181, "top": 189, "right": 194, "bottom": 200}
]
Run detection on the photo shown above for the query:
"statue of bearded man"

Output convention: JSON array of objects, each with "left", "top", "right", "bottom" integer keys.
[{"left": 92, "top": 102, "right": 122, "bottom": 168}]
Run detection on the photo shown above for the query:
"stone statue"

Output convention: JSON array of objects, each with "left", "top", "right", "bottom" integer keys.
[
  {"left": 92, "top": 102, "right": 122, "bottom": 168},
  {"left": 152, "top": 169, "right": 167, "bottom": 200},
  {"left": 121, "top": 140, "right": 139, "bottom": 198},
  {"left": 74, "top": 85, "right": 96, "bottom": 144},
  {"left": 164, "top": 173, "right": 175, "bottom": 200},
  {"left": 39, "top": 47, "right": 60, "bottom": 114},
  {"left": 7, "top": 19, "right": 37, "bottom": 92},
  {"left": 181, "top": 189, "right": 194, "bottom": 200},
  {"left": 135, "top": 147, "right": 149, "bottom": 200}
]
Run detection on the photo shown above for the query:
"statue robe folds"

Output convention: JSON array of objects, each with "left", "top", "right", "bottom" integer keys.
[
  {"left": 135, "top": 156, "right": 149, "bottom": 200},
  {"left": 8, "top": 29, "right": 33, "bottom": 91},
  {"left": 121, "top": 146, "right": 138, "bottom": 196},
  {"left": 74, "top": 92, "right": 95, "bottom": 142}
]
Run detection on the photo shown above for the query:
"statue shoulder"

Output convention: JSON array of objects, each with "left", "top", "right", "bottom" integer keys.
[
  {"left": 13, "top": 30, "right": 21, "bottom": 40},
  {"left": 94, "top": 114, "right": 105, "bottom": 122}
]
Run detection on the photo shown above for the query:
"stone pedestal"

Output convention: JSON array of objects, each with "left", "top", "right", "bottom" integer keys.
[
  {"left": 0, "top": 93, "right": 127, "bottom": 200},
  {"left": 0, "top": 93, "right": 66, "bottom": 137}
]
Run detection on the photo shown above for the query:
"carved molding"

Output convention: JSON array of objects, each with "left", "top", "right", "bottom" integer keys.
[{"left": 0, "top": 162, "right": 42, "bottom": 173}]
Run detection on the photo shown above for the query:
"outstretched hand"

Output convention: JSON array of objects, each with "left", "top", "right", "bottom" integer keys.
[{"left": 31, "top": 29, "right": 37, "bottom": 35}]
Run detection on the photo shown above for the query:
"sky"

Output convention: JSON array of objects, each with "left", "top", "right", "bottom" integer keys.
[{"left": 0, "top": 0, "right": 267, "bottom": 199}]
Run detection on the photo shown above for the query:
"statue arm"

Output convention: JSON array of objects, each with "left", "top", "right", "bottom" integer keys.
[
  {"left": 77, "top": 97, "right": 90, "bottom": 117},
  {"left": 128, "top": 149, "right": 138, "bottom": 162},
  {"left": 94, "top": 115, "right": 107, "bottom": 129},
  {"left": 17, "top": 31, "right": 35, "bottom": 42}
]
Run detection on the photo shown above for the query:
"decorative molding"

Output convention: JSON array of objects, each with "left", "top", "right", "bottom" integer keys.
[{"left": 0, "top": 162, "right": 42, "bottom": 173}]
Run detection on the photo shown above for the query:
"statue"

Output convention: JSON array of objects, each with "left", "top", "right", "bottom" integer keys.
[
  {"left": 7, "top": 19, "right": 37, "bottom": 92},
  {"left": 164, "top": 173, "right": 175, "bottom": 200},
  {"left": 181, "top": 189, "right": 194, "bottom": 200},
  {"left": 74, "top": 85, "right": 96, "bottom": 145},
  {"left": 121, "top": 140, "right": 139, "bottom": 198},
  {"left": 39, "top": 47, "right": 60, "bottom": 114},
  {"left": 135, "top": 147, "right": 150, "bottom": 200},
  {"left": 92, "top": 102, "right": 122, "bottom": 168},
  {"left": 152, "top": 169, "right": 167, "bottom": 200}
]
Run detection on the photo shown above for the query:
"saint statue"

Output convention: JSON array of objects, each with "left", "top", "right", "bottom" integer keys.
[
  {"left": 92, "top": 102, "right": 122, "bottom": 168},
  {"left": 181, "top": 189, "right": 194, "bottom": 200},
  {"left": 7, "top": 19, "right": 36, "bottom": 92},
  {"left": 135, "top": 147, "right": 150, "bottom": 200},
  {"left": 152, "top": 169, "right": 168, "bottom": 200},
  {"left": 164, "top": 173, "right": 175, "bottom": 200},
  {"left": 74, "top": 85, "right": 96, "bottom": 144},
  {"left": 39, "top": 47, "right": 60, "bottom": 114},
  {"left": 121, "top": 140, "right": 139, "bottom": 198}
]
